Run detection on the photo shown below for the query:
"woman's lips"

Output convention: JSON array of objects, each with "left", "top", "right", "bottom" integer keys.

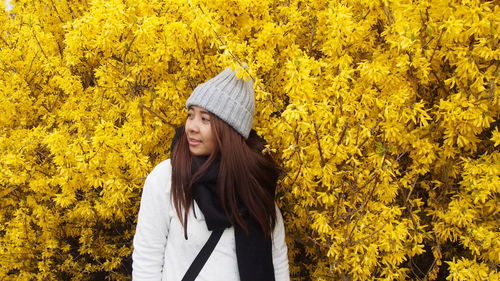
[{"left": 187, "top": 137, "right": 201, "bottom": 146}]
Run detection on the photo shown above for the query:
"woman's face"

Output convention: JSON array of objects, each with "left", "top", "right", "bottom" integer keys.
[{"left": 185, "top": 106, "right": 216, "bottom": 156}]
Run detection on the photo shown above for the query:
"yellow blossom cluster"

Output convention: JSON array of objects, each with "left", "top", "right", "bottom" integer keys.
[{"left": 0, "top": 0, "right": 498, "bottom": 280}]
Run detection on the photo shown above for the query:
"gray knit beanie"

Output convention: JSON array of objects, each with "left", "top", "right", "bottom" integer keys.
[{"left": 186, "top": 67, "right": 255, "bottom": 139}]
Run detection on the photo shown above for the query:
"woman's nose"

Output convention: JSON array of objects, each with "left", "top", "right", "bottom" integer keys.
[{"left": 186, "top": 118, "right": 199, "bottom": 133}]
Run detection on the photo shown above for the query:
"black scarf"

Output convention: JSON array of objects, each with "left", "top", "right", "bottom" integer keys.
[{"left": 171, "top": 127, "right": 275, "bottom": 281}]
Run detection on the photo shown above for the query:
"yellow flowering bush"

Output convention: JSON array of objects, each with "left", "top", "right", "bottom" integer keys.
[{"left": 0, "top": 0, "right": 498, "bottom": 280}]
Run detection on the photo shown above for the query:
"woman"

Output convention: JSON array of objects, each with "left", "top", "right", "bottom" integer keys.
[{"left": 132, "top": 67, "right": 290, "bottom": 281}]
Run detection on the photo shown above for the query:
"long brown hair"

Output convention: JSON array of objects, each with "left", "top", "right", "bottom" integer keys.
[{"left": 171, "top": 113, "right": 279, "bottom": 235}]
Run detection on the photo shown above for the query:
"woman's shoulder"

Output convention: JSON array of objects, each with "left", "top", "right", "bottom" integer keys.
[{"left": 146, "top": 158, "right": 172, "bottom": 185}]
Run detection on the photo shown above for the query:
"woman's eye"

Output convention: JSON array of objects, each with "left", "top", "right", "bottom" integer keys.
[{"left": 202, "top": 117, "right": 210, "bottom": 122}]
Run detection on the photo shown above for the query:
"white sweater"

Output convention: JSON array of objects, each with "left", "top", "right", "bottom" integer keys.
[{"left": 132, "top": 159, "right": 290, "bottom": 281}]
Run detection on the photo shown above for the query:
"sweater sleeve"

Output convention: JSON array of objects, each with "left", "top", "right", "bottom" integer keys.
[
  {"left": 132, "top": 160, "right": 172, "bottom": 281},
  {"left": 272, "top": 205, "right": 290, "bottom": 281}
]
